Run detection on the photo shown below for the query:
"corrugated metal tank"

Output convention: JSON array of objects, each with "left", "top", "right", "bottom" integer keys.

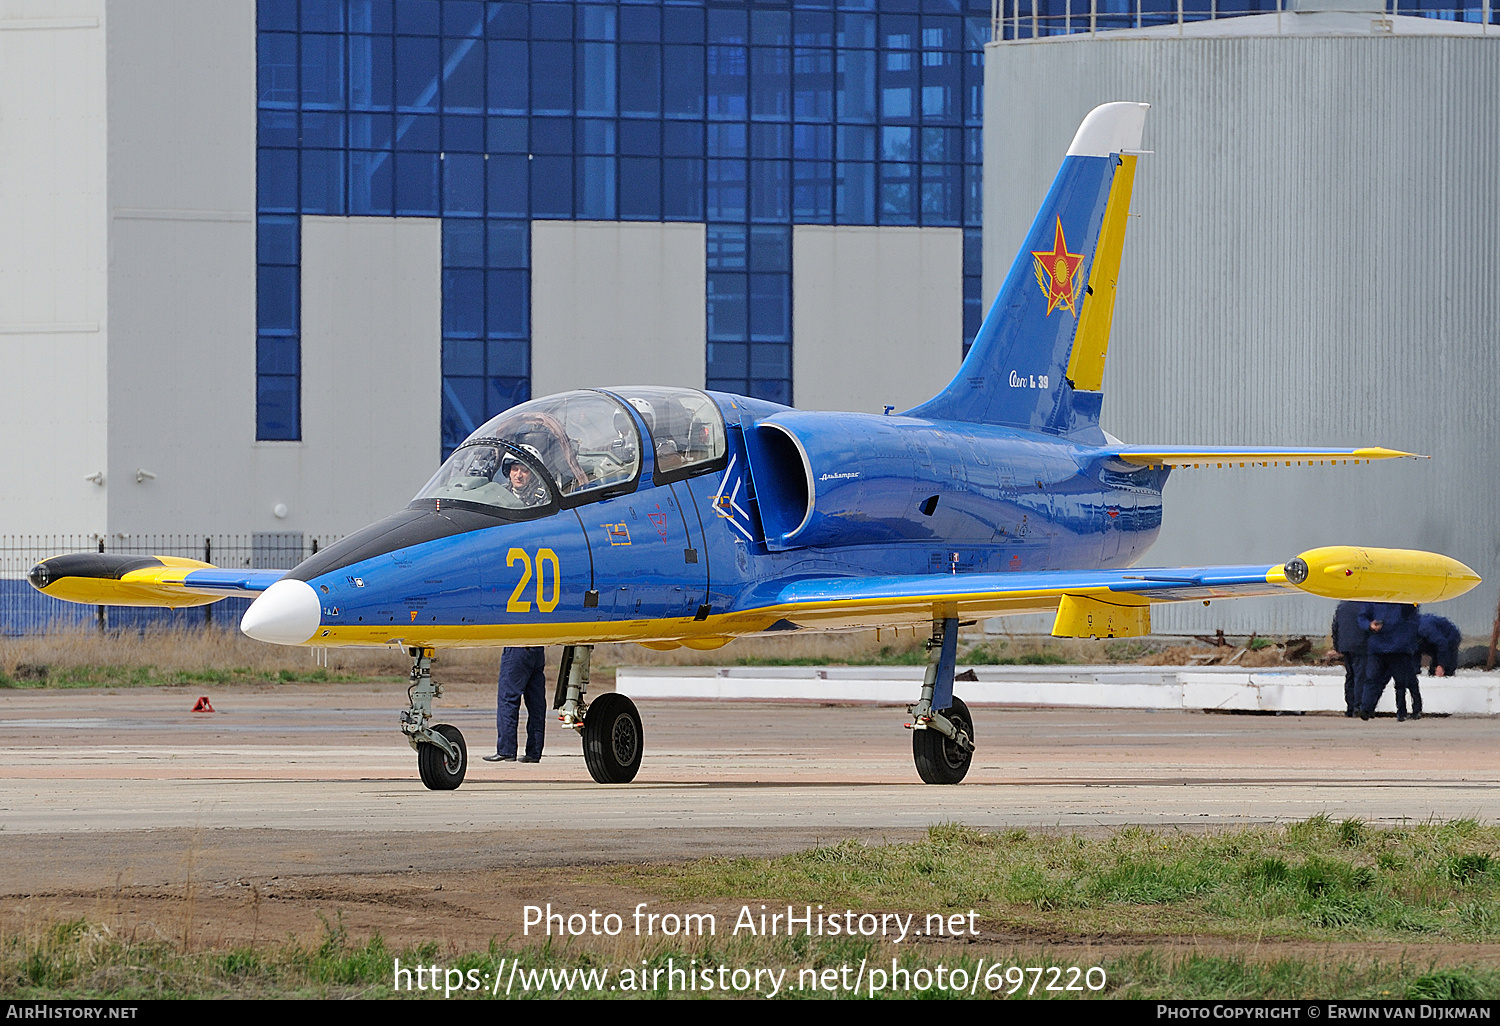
[{"left": 983, "top": 32, "right": 1500, "bottom": 636}]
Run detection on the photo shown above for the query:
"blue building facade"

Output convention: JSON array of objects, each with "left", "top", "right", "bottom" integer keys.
[
  {"left": 255, "top": 0, "right": 990, "bottom": 451},
  {"left": 256, "top": 0, "right": 1490, "bottom": 452}
]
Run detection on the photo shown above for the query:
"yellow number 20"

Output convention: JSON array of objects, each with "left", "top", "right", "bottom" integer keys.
[{"left": 506, "top": 547, "right": 561, "bottom": 614}]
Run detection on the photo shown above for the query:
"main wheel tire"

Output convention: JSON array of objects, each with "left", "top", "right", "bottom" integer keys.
[
  {"left": 912, "top": 695, "right": 974, "bottom": 785},
  {"left": 582, "top": 693, "right": 643, "bottom": 784},
  {"left": 417, "top": 723, "right": 467, "bottom": 790}
]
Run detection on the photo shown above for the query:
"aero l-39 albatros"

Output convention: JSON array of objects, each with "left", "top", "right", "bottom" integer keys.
[{"left": 29, "top": 103, "right": 1480, "bottom": 789}]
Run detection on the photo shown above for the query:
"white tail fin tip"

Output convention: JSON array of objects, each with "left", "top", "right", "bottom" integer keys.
[{"left": 1066, "top": 102, "right": 1151, "bottom": 158}]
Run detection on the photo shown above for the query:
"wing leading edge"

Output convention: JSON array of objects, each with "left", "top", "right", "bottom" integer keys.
[{"left": 762, "top": 546, "right": 1480, "bottom": 639}]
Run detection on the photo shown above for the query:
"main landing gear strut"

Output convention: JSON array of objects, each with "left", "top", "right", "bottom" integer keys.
[
  {"left": 402, "top": 646, "right": 468, "bottom": 790},
  {"left": 906, "top": 617, "right": 975, "bottom": 784},
  {"left": 556, "top": 644, "right": 644, "bottom": 784}
]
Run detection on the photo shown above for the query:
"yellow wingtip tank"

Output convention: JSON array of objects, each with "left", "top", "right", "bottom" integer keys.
[
  {"left": 1283, "top": 546, "right": 1481, "bottom": 605},
  {"left": 28, "top": 554, "right": 221, "bottom": 608}
]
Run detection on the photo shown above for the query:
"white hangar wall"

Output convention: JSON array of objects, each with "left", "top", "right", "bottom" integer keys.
[
  {"left": 104, "top": 0, "right": 260, "bottom": 536},
  {"left": 0, "top": 2, "right": 444, "bottom": 540},
  {"left": 792, "top": 225, "right": 964, "bottom": 415},
  {"left": 0, "top": 3, "right": 109, "bottom": 537},
  {"left": 983, "top": 29, "right": 1500, "bottom": 636},
  {"left": 530, "top": 220, "right": 708, "bottom": 398}
]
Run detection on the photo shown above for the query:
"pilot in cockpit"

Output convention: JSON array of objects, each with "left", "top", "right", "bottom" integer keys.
[{"left": 501, "top": 447, "right": 550, "bottom": 507}]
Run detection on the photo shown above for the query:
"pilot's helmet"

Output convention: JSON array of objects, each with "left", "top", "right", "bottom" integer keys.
[
  {"left": 628, "top": 397, "right": 655, "bottom": 432},
  {"left": 501, "top": 444, "right": 542, "bottom": 479}
]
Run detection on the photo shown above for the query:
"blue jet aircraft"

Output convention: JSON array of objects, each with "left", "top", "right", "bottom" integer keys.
[{"left": 29, "top": 103, "right": 1480, "bottom": 789}]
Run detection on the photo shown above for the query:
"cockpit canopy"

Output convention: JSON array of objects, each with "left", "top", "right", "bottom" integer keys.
[
  {"left": 607, "top": 386, "right": 727, "bottom": 484},
  {"left": 411, "top": 388, "right": 726, "bottom": 515},
  {"left": 415, "top": 440, "right": 557, "bottom": 512}
]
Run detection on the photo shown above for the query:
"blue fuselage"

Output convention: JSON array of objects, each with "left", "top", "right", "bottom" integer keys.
[{"left": 289, "top": 392, "right": 1167, "bottom": 647}]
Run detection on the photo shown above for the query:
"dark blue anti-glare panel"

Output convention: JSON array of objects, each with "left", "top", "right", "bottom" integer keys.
[{"left": 255, "top": 0, "right": 993, "bottom": 448}]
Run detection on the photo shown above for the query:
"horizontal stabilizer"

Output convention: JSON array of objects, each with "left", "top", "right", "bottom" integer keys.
[
  {"left": 1105, "top": 445, "right": 1421, "bottom": 469},
  {"left": 28, "top": 553, "right": 286, "bottom": 607}
]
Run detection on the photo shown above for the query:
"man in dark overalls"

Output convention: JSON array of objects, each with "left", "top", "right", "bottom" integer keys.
[
  {"left": 1358, "top": 602, "right": 1421, "bottom": 722},
  {"left": 1330, "top": 601, "right": 1369, "bottom": 718},
  {"left": 483, "top": 647, "right": 547, "bottom": 762},
  {"left": 1417, "top": 612, "right": 1462, "bottom": 679}
]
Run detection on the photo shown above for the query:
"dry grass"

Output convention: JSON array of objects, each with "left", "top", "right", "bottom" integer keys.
[
  {"left": 0, "top": 625, "right": 1331, "bottom": 689},
  {"left": 0, "top": 627, "right": 408, "bottom": 680}
]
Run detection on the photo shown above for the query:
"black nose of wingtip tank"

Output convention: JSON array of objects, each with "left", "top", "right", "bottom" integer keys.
[{"left": 27, "top": 562, "right": 49, "bottom": 591}]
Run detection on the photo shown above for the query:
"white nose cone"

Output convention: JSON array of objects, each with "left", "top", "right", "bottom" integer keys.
[{"left": 241, "top": 579, "right": 322, "bottom": 645}]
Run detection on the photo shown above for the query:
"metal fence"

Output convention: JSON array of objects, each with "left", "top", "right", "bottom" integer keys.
[{"left": 0, "top": 533, "right": 341, "bottom": 636}]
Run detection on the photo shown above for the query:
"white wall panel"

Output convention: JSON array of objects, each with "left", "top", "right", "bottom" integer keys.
[
  {"left": 104, "top": 0, "right": 256, "bottom": 534},
  {"left": 530, "top": 221, "right": 706, "bottom": 396},
  {"left": 792, "top": 225, "right": 964, "bottom": 414},
  {"left": 0, "top": 3, "right": 108, "bottom": 534},
  {"left": 262, "top": 215, "right": 442, "bottom": 534},
  {"left": 984, "top": 34, "right": 1500, "bottom": 636}
]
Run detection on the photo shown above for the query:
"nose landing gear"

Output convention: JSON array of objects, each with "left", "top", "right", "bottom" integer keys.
[
  {"left": 557, "top": 644, "right": 644, "bottom": 784},
  {"left": 401, "top": 646, "right": 468, "bottom": 790},
  {"left": 906, "top": 617, "right": 975, "bottom": 784}
]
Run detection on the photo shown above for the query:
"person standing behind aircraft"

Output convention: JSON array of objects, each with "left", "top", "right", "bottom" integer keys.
[
  {"left": 1417, "top": 612, "right": 1462, "bottom": 678},
  {"left": 1331, "top": 601, "right": 1369, "bottom": 718},
  {"left": 483, "top": 647, "right": 547, "bottom": 763},
  {"left": 1359, "top": 602, "right": 1421, "bottom": 722}
]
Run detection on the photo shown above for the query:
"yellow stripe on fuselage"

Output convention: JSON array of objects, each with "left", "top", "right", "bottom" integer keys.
[{"left": 304, "top": 574, "right": 1289, "bottom": 648}]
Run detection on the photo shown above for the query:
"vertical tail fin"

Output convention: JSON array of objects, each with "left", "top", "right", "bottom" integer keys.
[{"left": 907, "top": 102, "right": 1148, "bottom": 437}]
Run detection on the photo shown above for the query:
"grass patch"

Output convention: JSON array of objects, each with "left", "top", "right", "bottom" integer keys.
[
  {"left": 615, "top": 818, "right": 1500, "bottom": 945},
  {"left": 0, "top": 627, "right": 417, "bottom": 687},
  {"left": 2, "top": 625, "right": 1329, "bottom": 692},
  {"left": 964, "top": 642, "right": 1069, "bottom": 666},
  {"left": 0, "top": 664, "right": 401, "bottom": 689},
  {"left": 7, "top": 819, "right": 1500, "bottom": 998},
  {"left": 5, "top": 919, "right": 1498, "bottom": 999}
]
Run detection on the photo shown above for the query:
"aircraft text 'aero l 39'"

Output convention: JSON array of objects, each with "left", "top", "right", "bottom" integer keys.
[{"left": 29, "top": 103, "right": 1480, "bottom": 789}]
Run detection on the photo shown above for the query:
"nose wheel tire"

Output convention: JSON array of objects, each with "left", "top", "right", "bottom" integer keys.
[
  {"left": 912, "top": 696, "right": 973, "bottom": 785},
  {"left": 418, "top": 723, "right": 467, "bottom": 790},
  {"left": 582, "top": 693, "right": 644, "bottom": 784}
]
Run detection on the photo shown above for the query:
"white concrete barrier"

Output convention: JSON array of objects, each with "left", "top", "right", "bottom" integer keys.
[{"left": 615, "top": 665, "right": 1500, "bottom": 715}]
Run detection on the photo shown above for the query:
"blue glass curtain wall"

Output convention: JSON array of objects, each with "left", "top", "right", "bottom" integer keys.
[{"left": 256, "top": 0, "right": 991, "bottom": 448}]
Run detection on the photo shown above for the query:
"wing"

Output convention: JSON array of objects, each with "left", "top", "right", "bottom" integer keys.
[
  {"left": 1102, "top": 445, "right": 1421, "bottom": 469},
  {"left": 27, "top": 553, "right": 286, "bottom": 608},
  {"left": 752, "top": 547, "right": 1480, "bottom": 638}
]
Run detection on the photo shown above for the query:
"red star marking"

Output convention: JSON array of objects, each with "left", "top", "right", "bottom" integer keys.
[{"left": 1031, "top": 218, "right": 1086, "bottom": 316}]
